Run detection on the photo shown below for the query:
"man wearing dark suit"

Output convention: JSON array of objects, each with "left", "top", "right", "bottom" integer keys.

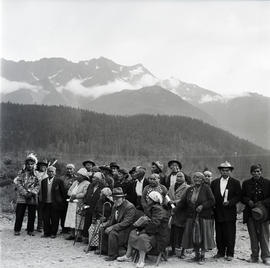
[
  {"left": 211, "top": 161, "right": 241, "bottom": 261},
  {"left": 242, "top": 164, "right": 270, "bottom": 265},
  {"left": 161, "top": 160, "right": 192, "bottom": 189},
  {"left": 101, "top": 187, "right": 136, "bottom": 261},
  {"left": 40, "top": 166, "right": 66, "bottom": 238},
  {"left": 126, "top": 166, "right": 149, "bottom": 210}
]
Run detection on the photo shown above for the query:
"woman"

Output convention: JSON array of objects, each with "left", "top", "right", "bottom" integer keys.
[
  {"left": 85, "top": 187, "right": 113, "bottom": 251},
  {"left": 65, "top": 168, "right": 90, "bottom": 241},
  {"left": 117, "top": 191, "right": 169, "bottom": 268},
  {"left": 141, "top": 173, "right": 167, "bottom": 213},
  {"left": 203, "top": 170, "right": 213, "bottom": 185},
  {"left": 82, "top": 172, "right": 105, "bottom": 242},
  {"left": 176, "top": 172, "right": 215, "bottom": 264},
  {"left": 167, "top": 171, "right": 190, "bottom": 257}
]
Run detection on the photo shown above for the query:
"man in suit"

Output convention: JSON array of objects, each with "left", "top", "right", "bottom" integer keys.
[
  {"left": 126, "top": 166, "right": 149, "bottom": 210},
  {"left": 211, "top": 161, "right": 241, "bottom": 261},
  {"left": 40, "top": 166, "right": 66, "bottom": 238},
  {"left": 242, "top": 164, "right": 270, "bottom": 265},
  {"left": 101, "top": 187, "right": 136, "bottom": 261},
  {"left": 161, "top": 160, "right": 192, "bottom": 188}
]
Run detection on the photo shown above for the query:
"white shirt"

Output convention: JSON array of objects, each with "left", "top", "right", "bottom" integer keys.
[
  {"left": 220, "top": 177, "right": 229, "bottom": 196},
  {"left": 170, "top": 174, "right": 177, "bottom": 187},
  {"left": 135, "top": 178, "right": 145, "bottom": 196}
]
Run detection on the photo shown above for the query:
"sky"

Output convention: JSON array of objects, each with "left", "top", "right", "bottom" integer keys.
[{"left": 1, "top": 0, "right": 270, "bottom": 97}]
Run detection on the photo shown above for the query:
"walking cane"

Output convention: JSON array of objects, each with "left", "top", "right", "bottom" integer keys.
[
  {"left": 99, "top": 201, "right": 112, "bottom": 256},
  {"left": 74, "top": 204, "right": 90, "bottom": 246}
]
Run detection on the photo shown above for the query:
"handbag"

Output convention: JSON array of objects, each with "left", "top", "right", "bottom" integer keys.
[{"left": 192, "top": 213, "right": 202, "bottom": 246}]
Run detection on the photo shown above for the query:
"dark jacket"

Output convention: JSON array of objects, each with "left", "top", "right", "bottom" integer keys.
[
  {"left": 126, "top": 178, "right": 149, "bottom": 208},
  {"left": 144, "top": 204, "right": 170, "bottom": 252},
  {"left": 177, "top": 183, "right": 215, "bottom": 219},
  {"left": 211, "top": 177, "right": 241, "bottom": 222},
  {"left": 92, "top": 197, "right": 114, "bottom": 221},
  {"left": 40, "top": 177, "right": 67, "bottom": 210},
  {"left": 242, "top": 176, "right": 270, "bottom": 223},
  {"left": 109, "top": 199, "right": 136, "bottom": 232},
  {"left": 84, "top": 183, "right": 104, "bottom": 213}
]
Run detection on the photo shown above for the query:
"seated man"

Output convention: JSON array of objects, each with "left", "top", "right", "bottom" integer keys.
[{"left": 100, "top": 187, "right": 136, "bottom": 261}]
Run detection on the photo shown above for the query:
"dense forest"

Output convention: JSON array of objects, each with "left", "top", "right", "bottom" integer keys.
[{"left": 1, "top": 102, "right": 269, "bottom": 178}]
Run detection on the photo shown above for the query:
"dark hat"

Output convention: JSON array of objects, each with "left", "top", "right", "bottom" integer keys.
[
  {"left": 82, "top": 160, "right": 96, "bottom": 167},
  {"left": 37, "top": 159, "right": 49, "bottom": 167},
  {"left": 168, "top": 160, "right": 182, "bottom": 169},
  {"left": 152, "top": 161, "right": 164, "bottom": 173},
  {"left": 99, "top": 165, "right": 112, "bottom": 173},
  {"left": 91, "top": 166, "right": 101, "bottom": 173},
  {"left": 252, "top": 203, "right": 268, "bottom": 222},
  {"left": 118, "top": 168, "right": 129, "bottom": 179},
  {"left": 218, "top": 161, "right": 234, "bottom": 170},
  {"left": 110, "top": 162, "right": 120, "bottom": 169},
  {"left": 129, "top": 167, "right": 136, "bottom": 175},
  {"left": 112, "top": 187, "right": 126, "bottom": 198}
]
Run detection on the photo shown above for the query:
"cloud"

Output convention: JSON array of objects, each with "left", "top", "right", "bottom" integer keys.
[
  {"left": 60, "top": 74, "right": 157, "bottom": 98},
  {"left": 0, "top": 77, "right": 41, "bottom": 94}
]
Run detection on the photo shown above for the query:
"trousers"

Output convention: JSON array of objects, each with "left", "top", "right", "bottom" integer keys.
[{"left": 14, "top": 203, "right": 37, "bottom": 232}]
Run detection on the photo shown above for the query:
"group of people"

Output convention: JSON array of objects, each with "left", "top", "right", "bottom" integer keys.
[{"left": 13, "top": 153, "right": 270, "bottom": 266}]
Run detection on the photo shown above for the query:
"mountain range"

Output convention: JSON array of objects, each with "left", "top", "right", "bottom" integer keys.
[{"left": 1, "top": 57, "right": 269, "bottom": 149}]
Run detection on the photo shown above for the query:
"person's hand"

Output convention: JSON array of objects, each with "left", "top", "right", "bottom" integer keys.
[
  {"left": 25, "top": 192, "right": 33, "bottom": 199},
  {"left": 105, "top": 225, "right": 113, "bottom": 234},
  {"left": 70, "top": 194, "right": 76, "bottom": 201},
  {"left": 223, "top": 201, "right": 229, "bottom": 206},
  {"left": 196, "top": 205, "right": 203, "bottom": 213},
  {"left": 248, "top": 200, "right": 255, "bottom": 208}
]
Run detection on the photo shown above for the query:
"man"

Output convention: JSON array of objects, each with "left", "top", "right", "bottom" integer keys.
[
  {"left": 151, "top": 161, "right": 166, "bottom": 184},
  {"left": 40, "top": 166, "right": 66, "bottom": 238},
  {"left": 110, "top": 162, "right": 120, "bottom": 184},
  {"left": 242, "top": 164, "right": 270, "bottom": 265},
  {"left": 211, "top": 161, "right": 241, "bottom": 261},
  {"left": 125, "top": 166, "right": 149, "bottom": 210},
  {"left": 129, "top": 167, "right": 137, "bottom": 180},
  {"left": 82, "top": 160, "right": 96, "bottom": 182},
  {"left": 36, "top": 159, "right": 49, "bottom": 232},
  {"left": 99, "top": 165, "right": 114, "bottom": 189},
  {"left": 101, "top": 187, "right": 136, "bottom": 261},
  {"left": 161, "top": 160, "right": 191, "bottom": 189},
  {"left": 14, "top": 153, "right": 40, "bottom": 236},
  {"left": 60, "top": 163, "right": 77, "bottom": 233}
]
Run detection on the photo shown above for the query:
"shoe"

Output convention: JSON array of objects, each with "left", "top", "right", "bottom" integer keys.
[
  {"left": 247, "top": 257, "right": 258, "bottom": 263},
  {"left": 136, "top": 262, "right": 145, "bottom": 268},
  {"left": 263, "top": 259, "right": 270, "bottom": 265},
  {"left": 117, "top": 255, "right": 132, "bottom": 262},
  {"left": 226, "top": 256, "right": 233, "bottom": 261},
  {"left": 41, "top": 234, "right": 50, "bottom": 238},
  {"left": 51, "top": 235, "right": 56, "bottom": 239},
  {"left": 105, "top": 256, "right": 117, "bottom": 261},
  {"left": 213, "top": 253, "right": 224, "bottom": 259},
  {"left": 14, "top": 231, "right": 20, "bottom": 236},
  {"left": 36, "top": 228, "right": 42, "bottom": 233},
  {"left": 27, "top": 231, "right": 35, "bottom": 236},
  {"left": 76, "top": 237, "right": 83, "bottom": 242},
  {"left": 94, "top": 250, "right": 101, "bottom": 255},
  {"left": 168, "top": 249, "right": 175, "bottom": 256},
  {"left": 65, "top": 235, "right": 75, "bottom": 240}
]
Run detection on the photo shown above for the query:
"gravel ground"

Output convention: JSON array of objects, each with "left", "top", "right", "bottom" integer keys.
[{"left": 0, "top": 214, "right": 265, "bottom": 268}]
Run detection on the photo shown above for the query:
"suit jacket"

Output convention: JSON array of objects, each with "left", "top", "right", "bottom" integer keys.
[
  {"left": 125, "top": 178, "right": 149, "bottom": 208},
  {"left": 40, "top": 177, "right": 67, "bottom": 210},
  {"left": 108, "top": 199, "right": 136, "bottom": 232},
  {"left": 211, "top": 177, "right": 241, "bottom": 222},
  {"left": 242, "top": 176, "right": 270, "bottom": 223}
]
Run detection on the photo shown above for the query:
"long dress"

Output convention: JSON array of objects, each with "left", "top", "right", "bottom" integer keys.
[{"left": 64, "top": 183, "right": 79, "bottom": 229}]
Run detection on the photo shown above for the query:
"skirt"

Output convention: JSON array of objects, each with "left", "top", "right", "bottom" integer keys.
[
  {"left": 88, "top": 220, "right": 101, "bottom": 247},
  {"left": 128, "top": 229, "right": 155, "bottom": 252},
  {"left": 64, "top": 202, "right": 84, "bottom": 230},
  {"left": 181, "top": 218, "right": 215, "bottom": 250}
]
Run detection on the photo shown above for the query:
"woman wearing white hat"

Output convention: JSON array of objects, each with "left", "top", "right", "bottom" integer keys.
[{"left": 117, "top": 191, "right": 169, "bottom": 268}]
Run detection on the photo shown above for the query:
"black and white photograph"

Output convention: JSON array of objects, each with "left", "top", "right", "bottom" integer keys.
[{"left": 0, "top": 0, "right": 270, "bottom": 267}]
